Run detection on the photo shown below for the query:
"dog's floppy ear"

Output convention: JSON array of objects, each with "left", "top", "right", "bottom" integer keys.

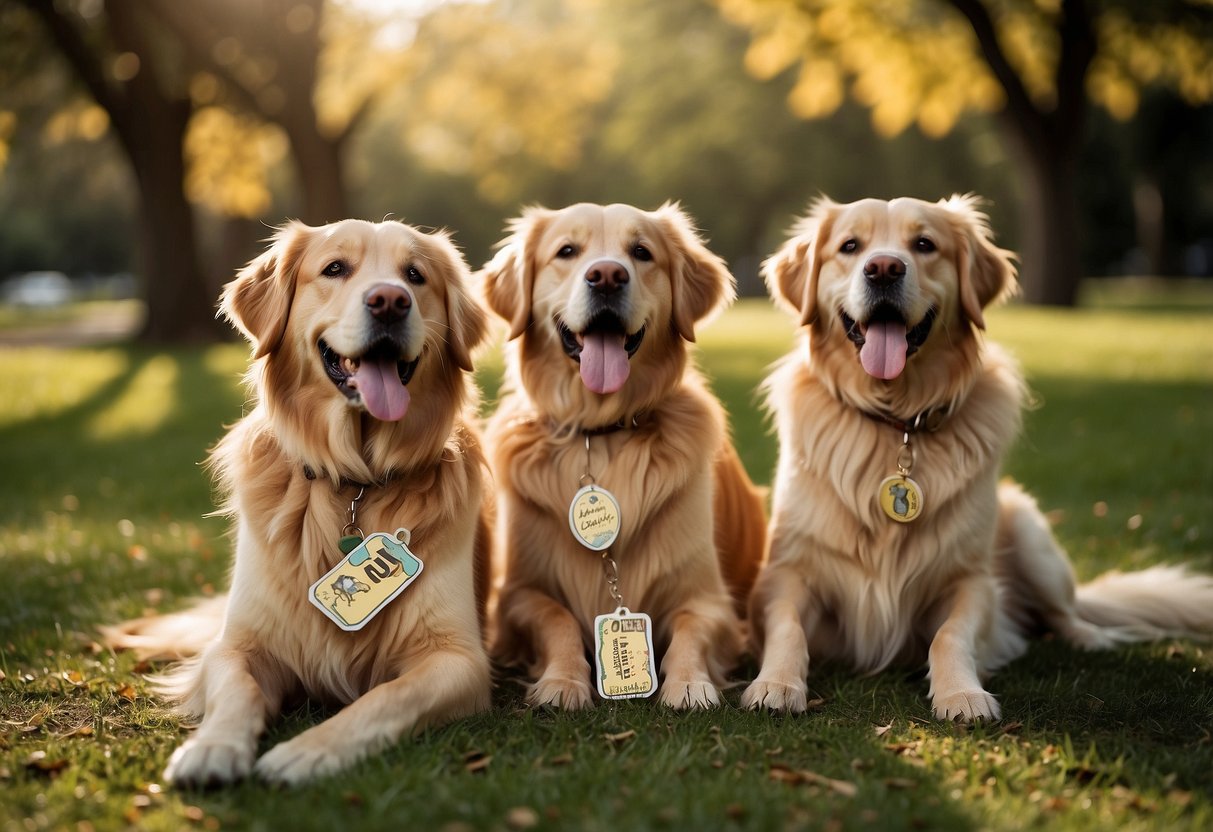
[
  {"left": 763, "top": 197, "right": 837, "bottom": 327},
  {"left": 220, "top": 221, "right": 311, "bottom": 358},
  {"left": 940, "top": 194, "right": 1018, "bottom": 330},
  {"left": 479, "top": 207, "right": 552, "bottom": 340},
  {"left": 428, "top": 231, "right": 488, "bottom": 373},
  {"left": 656, "top": 202, "right": 736, "bottom": 343}
]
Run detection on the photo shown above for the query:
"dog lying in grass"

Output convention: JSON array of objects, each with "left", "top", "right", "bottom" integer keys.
[
  {"left": 105, "top": 219, "right": 492, "bottom": 785},
  {"left": 744, "top": 195, "right": 1213, "bottom": 721}
]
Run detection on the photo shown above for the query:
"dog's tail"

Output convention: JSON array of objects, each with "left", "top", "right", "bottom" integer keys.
[
  {"left": 100, "top": 594, "right": 228, "bottom": 661},
  {"left": 998, "top": 482, "right": 1213, "bottom": 650},
  {"left": 1074, "top": 566, "right": 1213, "bottom": 641}
]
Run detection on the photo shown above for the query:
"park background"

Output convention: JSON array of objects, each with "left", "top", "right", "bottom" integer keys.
[{"left": 2, "top": 1, "right": 1212, "bottom": 830}]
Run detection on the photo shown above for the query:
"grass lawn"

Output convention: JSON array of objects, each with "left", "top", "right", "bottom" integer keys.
[{"left": 2, "top": 291, "right": 1212, "bottom": 831}]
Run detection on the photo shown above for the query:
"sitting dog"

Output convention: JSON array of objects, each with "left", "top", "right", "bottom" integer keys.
[
  {"left": 480, "top": 202, "right": 766, "bottom": 709},
  {"left": 743, "top": 195, "right": 1213, "bottom": 721}
]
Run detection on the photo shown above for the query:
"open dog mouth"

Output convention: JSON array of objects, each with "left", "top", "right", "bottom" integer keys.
[
  {"left": 840, "top": 305, "right": 936, "bottom": 381},
  {"left": 320, "top": 338, "right": 420, "bottom": 422},
  {"left": 557, "top": 311, "right": 646, "bottom": 395}
]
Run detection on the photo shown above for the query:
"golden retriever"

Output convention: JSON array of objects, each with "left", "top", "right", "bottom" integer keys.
[
  {"left": 743, "top": 195, "right": 1213, "bottom": 721},
  {"left": 105, "top": 219, "right": 492, "bottom": 785},
  {"left": 480, "top": 202, "right": 766, "bottom": 709}
]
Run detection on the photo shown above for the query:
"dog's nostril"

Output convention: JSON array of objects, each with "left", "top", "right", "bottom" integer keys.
[
  {"left": 864, "top": 255, "right": 907, "bottom": 284},
  {"left": 365, "top": 284, "right": 411, "bottom": 322},
  {"left": 585, "top": 261, "right": 629, "bottom": 292}
]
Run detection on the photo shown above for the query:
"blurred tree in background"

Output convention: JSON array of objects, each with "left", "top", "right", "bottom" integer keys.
[
  {"left": 715, "top": 0, "right": 1213, "bottom": 305},
  {"left": 2, "top": 0, "right": 1211, "bottom": 342}
]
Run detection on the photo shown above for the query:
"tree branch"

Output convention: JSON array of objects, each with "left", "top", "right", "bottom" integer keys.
[{"left": 945, "top": 0, "right": 1043, "bottom": 138}]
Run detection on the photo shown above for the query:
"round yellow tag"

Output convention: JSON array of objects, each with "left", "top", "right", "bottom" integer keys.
[
  {"left": 568, "top": 485, "right": 621, "bottom": 551},
  {"left": 878, "top": 475, "right": 924, "bottom": 523}
]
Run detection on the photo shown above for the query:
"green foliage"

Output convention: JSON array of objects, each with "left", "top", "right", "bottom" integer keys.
[{"left": 2, "top": 294, "right": 1212, "bottom": 829}]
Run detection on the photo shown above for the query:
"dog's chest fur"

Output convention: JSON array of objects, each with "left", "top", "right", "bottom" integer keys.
[{"left": 767, "top": 343, "right": 1025, "bottom": 670}]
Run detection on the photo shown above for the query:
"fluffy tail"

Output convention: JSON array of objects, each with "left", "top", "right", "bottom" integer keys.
[
  {"left": 100, "top": 594, "right": 228, "bottom": 661},
  {"left": 1075, "top": 566, "right": 1213, "bottom": 641}
]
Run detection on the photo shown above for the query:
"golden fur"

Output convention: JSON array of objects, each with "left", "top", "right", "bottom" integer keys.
[
  {"left": 104, "top": 219, "right": 493, "bottom": 785},
  {"left": 480, "top": 202, "right": 766, "bottom": 709},
  {"left": 744, "top": 195, "right": 1213, "bottom": 721}
]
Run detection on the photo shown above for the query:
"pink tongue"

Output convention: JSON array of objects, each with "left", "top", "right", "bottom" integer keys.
[
  {"left": 579, "top": 332, "right": 630, "bottom": 394},
  {"left": 860, "top": 321, "right": 908, "bottom": 380},
  {"left": 351, "top": 356, "right": 411, "bottom": 421}
]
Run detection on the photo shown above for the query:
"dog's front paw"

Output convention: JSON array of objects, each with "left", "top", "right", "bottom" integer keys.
[
  {"left": 660, "top": 679, "right": 721, "bottom": 710},
  {"left": 931, "top": 688, "right": 1001, "bottom": 722},
  {"left": 528, "top": 674, "right": 594, "bottom": 710},
  {"left": 255, "top": 735, "right": 349, "bottom": 785},
  {"left": 741, "top": 677, "right": 809, "bottom": 713},
  {"left": 164, "top": 737, "right": 254, "bottom": 788}
]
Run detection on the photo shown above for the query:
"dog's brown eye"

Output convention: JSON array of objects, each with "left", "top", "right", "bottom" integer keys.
[
  {"left": 840, "top": 239, "right": 859, "bottom": 254},
  {"left": 632, "top": 244, "right": 653, "bottom": 262},
  {"left": 322, "top": 260, "right": 347, "bottom": 278},
  {"left": 405, "top": 265, "right": 425, "bottom": 285},
  {"left": 915, "top": 237, "right": 936, "bottom": 253},
  {"left": 556, "top": 244, "right": 578, "bottom": 259}
]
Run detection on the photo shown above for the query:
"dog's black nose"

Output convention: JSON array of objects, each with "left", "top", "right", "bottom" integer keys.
[
  {"left": 864, "top": 255, "right": 907, "bottom": 286},
  {"left": 364, "top": 283, "right": 412, "bottom": 323},
  {"left": 584, "top": 260, "right": 629, "bottom": 294}
]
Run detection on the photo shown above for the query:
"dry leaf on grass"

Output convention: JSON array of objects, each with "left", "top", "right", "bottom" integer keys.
[
  {"left": 603, "top": 729, "right": 636, "bottom": 744},
  {"left": 505, "top": 806, "right": 539, "bottom": 830},
  {"left": 768, "top": 764, "right": 858, "bottom": 797},
  {"left": 463, "top": 750, "right": 492, "bottom": 773},
  {"left": 25, "top": 750, "right": 70, "bottom": 776}
]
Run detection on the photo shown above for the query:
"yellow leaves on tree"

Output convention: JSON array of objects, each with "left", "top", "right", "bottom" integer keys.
[
  {"left": 184, "top": 107, "right": 287, "bottom": 218},
  {"left": 401, "top": 3, "right": 617, "bottom": 201},
  {"left": 717, "top": 0, "right": 1213, "bottom": 135}
]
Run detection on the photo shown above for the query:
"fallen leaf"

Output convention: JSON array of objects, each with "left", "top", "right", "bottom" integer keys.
[
  {"left": 183, "top": 806, "right": 205, "bottom": 822},
  {"left": 873, "top": 722, "right": 894, "bottom": 737},
  {"left": 62, "top": 670, "right": 85, "bottom": 686},
  {"left": 768, "top": 764, "right": 857, "bottom": 797},
  {"left": 505, "top": 806, "right": 539, "bottom": 830},
  {"left": 115, "top": 684, "right": 137, "bottom": 702},
  {"left": 25, "top": 751, "right": 70, "bottom": 776},
  {"left": 132, "top": 660, "right": 153, "bottom": 674},
  {"left": 463, "top": 751, "right": 492, "bottom": 773},
  {"left": 58, "top": 725, "right": 94, "bottom": 738},
  {"left": 805, "top": 698, "right": 826, "bottom": 710},
  {"left": 603, "top": 729, "right": 636, "bottom": 744},
  {"left": 548, "top": 752, "right": 573, "bottom": 766}
]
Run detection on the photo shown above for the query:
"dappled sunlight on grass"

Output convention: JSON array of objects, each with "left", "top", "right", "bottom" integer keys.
[
  {"left": 0, "top": 348, "right": 128, "bottom": 429},
  {"left": 86, "top": 354, "right": 179, "bottom": 440}
]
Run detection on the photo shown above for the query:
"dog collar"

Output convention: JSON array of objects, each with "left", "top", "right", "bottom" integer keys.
[
  {"left": 580, "top": 412, "right": 649, "bottom": 437},
  {"left": 302, "top": 465, "right": 402, "bottom": 490},
  {"left": 861, "top": 405, "right": 951, "bottom": 435}
]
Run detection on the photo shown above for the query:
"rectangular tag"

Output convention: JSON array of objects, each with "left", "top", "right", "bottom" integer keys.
[
  {"left": 594, "top": 607, "right": 657, "bottom": 699},
  {"left": 308, "top": 530, "right": 423, "bottom": 631}
]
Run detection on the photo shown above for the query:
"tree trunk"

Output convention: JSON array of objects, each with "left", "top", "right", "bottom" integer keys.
[
  {"left": 286, "top": 122, "right": 349, "bottom": 224},
  {"left": 107, "top": 0, "right": 220, "bottom": 342},
  {"left": 127, "top": 105, "right": 219, "bottom": 343},
  {"left": 1013, "top": 137, "right": 1085, "bottom": 306}
]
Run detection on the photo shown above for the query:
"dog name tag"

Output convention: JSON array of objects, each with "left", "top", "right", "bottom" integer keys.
[
  {"left": 594, "top": 607, "right": 656, "bottom": 699},
  {"left": 879, "top": 475, "right": 924, "bottom": 523},
  {"left": 568, "top": 485, "right": 621, "bottom": 551},
  {"left": 309, "top": 529, "right": 423, "bottom": 630}
]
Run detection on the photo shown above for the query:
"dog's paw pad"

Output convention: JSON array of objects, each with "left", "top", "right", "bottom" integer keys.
[
  {"left": 740, "top": 679, "right": 809, "bottom": 713},
  {"left": 931, "top": 689, "right": 1001, "bottom": 723},
  {"left": 660, "top": 680, "right": 721, "bottom": 710},
  {"left": 165, "top": 738, "right": 254, "bottom": 787},
  {"left": 528, "top": 675, "right": 594, "bottom": 710},
  {"left": 255, "top": 739, "right": 346, "bottom": 785}
]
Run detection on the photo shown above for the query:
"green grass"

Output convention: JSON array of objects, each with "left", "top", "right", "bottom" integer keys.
[{"left": 2, "top": 293, "right": 1212, "bottom": 831}]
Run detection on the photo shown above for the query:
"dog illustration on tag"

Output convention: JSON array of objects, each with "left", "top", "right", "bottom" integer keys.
[{"left": 309, "top": 530, "right": 424, "bottom": 631}]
